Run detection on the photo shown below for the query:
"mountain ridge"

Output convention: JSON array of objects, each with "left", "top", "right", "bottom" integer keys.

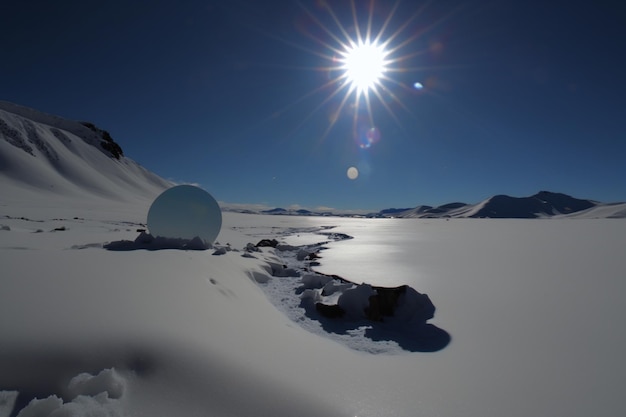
[
  {"left": 1, "top": 101, "right": 624, "bottom": 219},
  {"left": 385, "top": 191, "right": 625, "bottom": 219},
  {"left": 231, "top": 191, "right": 626, "bottom": 219}
]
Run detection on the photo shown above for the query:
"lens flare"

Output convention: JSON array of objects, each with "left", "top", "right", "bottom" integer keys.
[
  {"left": 355, "top": 123, "right": 381, "bottom": 149},
  {"left": 347, "top": 166, "right": 359, "bottom": 180}
]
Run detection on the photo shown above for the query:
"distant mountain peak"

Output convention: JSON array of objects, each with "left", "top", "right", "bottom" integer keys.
[
  {"left": 79, "top": 121, "right": 124, "bottom": 159},
  {"left": 465, "top": 191, "right": 596, "bottom": 218}
]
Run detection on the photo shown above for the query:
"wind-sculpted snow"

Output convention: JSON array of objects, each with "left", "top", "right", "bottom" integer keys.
[{"left": 8, "top": 368, "right": 125, "bottom": 417}]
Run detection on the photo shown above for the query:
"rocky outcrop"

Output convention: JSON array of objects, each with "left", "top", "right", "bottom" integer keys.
[
  {"left": 80, "top": 122, "right": 124, "bottom": 159},
  {"left": 256, "top": 238, "right": 279, "bottom": 248},
  {"left": 315, "top": 303, "right": 345, "bottom": 318},
  {"left": 315, "top": 284, "right": 435, "bottom": 324}
]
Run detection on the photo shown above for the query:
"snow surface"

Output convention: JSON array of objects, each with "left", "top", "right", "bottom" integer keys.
[
  {"left": 3, "top": 202, "right": 626, "bottom": 417},
  {"left": 2, "top": 102, "right": 626, "bottom": 416}
]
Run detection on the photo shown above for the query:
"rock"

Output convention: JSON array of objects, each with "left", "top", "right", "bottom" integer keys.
[
  {"left": 365, "top": 285, "right": 407, "bottom": 321},
  {"left": 256, "top": 238, "right": 279, "bottom": 248},
  {"left": 313, "top": 283, "right": 435, "bottom": 324},
  {"left": 277, "top": 244, "right": 299, "bottom": 251},
  {"left": 212, "top": 247, "right": 227, "bottom": 255},
  {"left": 245, "top": 242, "right": 261, "bottom": 252},
  {"left": 393, "top": 286, "right": 435, "bottom": 324},
  {"left": 315, "top": 302, "right": 346, "bottom": 318},
  {"left": 134, "top": 231, "right": 154, "bottom": 244}
]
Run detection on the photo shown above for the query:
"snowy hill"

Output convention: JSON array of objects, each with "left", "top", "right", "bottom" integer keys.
[
  {"left": 0, "top": 100, "right": 171, "bottom": 211},
  {"left": 390, "top": 202, "right": 473, "bottom": 218},
  {"left": 465, "top": 191, "right": 595, "bottom": 218}
]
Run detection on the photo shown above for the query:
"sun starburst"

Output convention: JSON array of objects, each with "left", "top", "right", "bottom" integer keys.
[
  {"left": 285, "top": 0, "right": 434, "bottom": 143},
  {"left": 259, "top": 0, "right": 457, "bottom": 148}
]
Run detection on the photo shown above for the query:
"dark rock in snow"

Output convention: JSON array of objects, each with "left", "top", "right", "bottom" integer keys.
[
  {"left": 365, "top": 285, "right": 407, "bottom": 321},
  {"left": 316, "top": 302, "right": 346, "bottom": 318},
  {"left": 256, "top": 238, "right": 279, "bottom": 248}
]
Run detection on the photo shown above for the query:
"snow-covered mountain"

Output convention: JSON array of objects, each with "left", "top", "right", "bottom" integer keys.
[
  {"left": 387, "top": 191, "right": 626, "bottom": 219},
  {"left": 229, "top": 192, "right": 626, "bottom": 219},
  {"left": 0, "top": 100, "right": 171, "bottom": 210}
]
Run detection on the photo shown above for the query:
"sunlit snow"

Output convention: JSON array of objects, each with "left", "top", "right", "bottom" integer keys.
[{"left": 2, "top": 101, "right": 626, "bottom": 417}]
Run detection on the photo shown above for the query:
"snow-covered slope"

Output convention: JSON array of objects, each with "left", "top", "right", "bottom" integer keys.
[
  {"left": 465, "top": 191, "right": 595, "bottom": 218},
  {"left": 0, "top": 101, "right": 171, "bottom": 213},
  {"left": 553, "top": 201, "right": 626, "bottom": 219}
]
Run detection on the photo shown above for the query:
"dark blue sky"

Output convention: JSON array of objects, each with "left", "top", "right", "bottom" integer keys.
[{"left": 2, "top": 0, "right": 625, "bottom": 210}]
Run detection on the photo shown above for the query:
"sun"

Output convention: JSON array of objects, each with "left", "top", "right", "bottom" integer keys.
[
  {"left": 262, "top": 0, "right": 444, "bottom": 142},
  {"left": 340, "top": 40, "right": 388, "bottom": 95}
]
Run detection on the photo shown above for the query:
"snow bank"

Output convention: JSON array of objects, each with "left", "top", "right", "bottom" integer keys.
[
  {"left": 14, "top": 369, "right": 124, "bottom": 417},
  {"left": 67, "top": 368, "right": 125, "bottom": 400}
]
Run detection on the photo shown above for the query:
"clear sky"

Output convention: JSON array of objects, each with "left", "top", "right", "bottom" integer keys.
[{"left": 2, "top": 0, "right": 625, "bottom": 211}]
